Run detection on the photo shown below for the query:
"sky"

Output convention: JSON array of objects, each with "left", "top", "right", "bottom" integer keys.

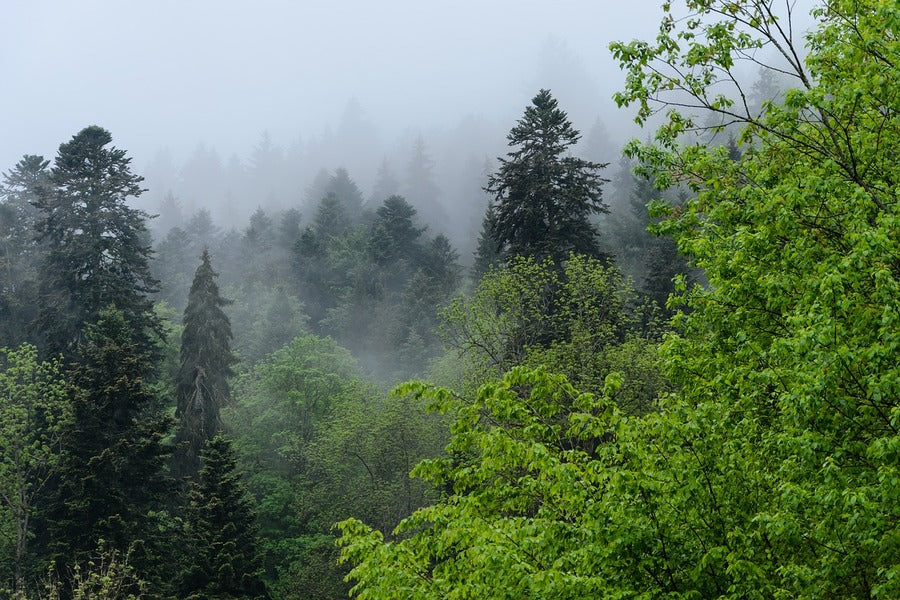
[{"left": 0, "top": 0, "right": 666, "bottom": 172}]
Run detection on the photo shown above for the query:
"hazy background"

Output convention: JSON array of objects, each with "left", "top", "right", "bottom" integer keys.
[
  {"left": 1, "top": 0, "right": 663, "bottom": 163},
  {"left": 10, "top": 0, "right": 812, "bottom": 261}
]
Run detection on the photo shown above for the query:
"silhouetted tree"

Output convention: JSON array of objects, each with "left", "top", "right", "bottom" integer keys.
[
  {"left": 370, "top": 158, "right": 401, "bottom": 204},
  {"left": 471, "top": 204, "right": 502, "bottom": 279},
  {"left": 405, "top": 136, "right": 447, "bottom": 228},
  {"left": 326, "top": 167, "right": 365, "bottom": 217},
  {"left": 0, "top": 155, "right": 49, "bottom": 346},
  {"left": 486, "top": 90, "right": 609, "bottom": 265}
]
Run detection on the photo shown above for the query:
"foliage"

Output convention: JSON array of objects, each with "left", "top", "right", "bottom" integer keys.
[
  {"left": 441, "top": 255, "right": 664, "bottom": 413},
  {"left": 174, "top": 249, "right": 237, "bottom": 479},
  {"left": 31, "top": 126, "right": 161, "bottom": 361},
  {"left": 485, "top": 89, "right": 609, "bottom": 265},
  {"left": 0, "top": 345, "right": 70, "bottom": 592},
  {"left": 337, "top": 367, "right": 627, "bottom": 599},
  {"left": 610, "top": 0, "right": 900, "bottom": 596},
  {"left": 227, "top": 335, "right": 446, "bottom": 598},
  {"left": 41, "top": 545, "right": 149, "bottom": 600},
  {"left": 47, "top": 307, "right": 172, "bottom": 588},
  {"left": 179, "top": 434, "right": 267, "bottom": 599},
  {"left": 340, "top": 1, "right": 900, "bottom": 598}
]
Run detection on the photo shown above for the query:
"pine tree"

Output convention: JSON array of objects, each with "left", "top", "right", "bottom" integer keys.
[
  {"left": 48, "top": 307, "right": 171, "bottom": 583},
  {"left": 32, "top": 126, "right": 161, "bottom": 361},
  {"left": 179, "top": 434, "right": 267, "bottom": 599},
  {"left": 486, "top": 90, "right": 609, "bottom": 265},
  {"left": 174, "top": 250, "right": 236, "bottom": 479}
]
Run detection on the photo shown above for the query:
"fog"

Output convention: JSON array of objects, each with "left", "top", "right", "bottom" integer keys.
[{"left": 1, "top": 0, "right": 813, "bottom": 252}]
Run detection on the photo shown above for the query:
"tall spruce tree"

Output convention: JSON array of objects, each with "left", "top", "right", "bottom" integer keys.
[
  {"left": 47, "top": 307, "right": 171, "bottom": 585},
  {"left": 32, "top": 126, "right": 161, "bottom": 361},
  {"left": 174, "top": 250, "right": 236, "bottom": 479},
  {"left": 486, "top": 90, "right": 609, "bottom": 265},
  {"left": 179, "top": 434, "right": 267, "bottom": 599}
]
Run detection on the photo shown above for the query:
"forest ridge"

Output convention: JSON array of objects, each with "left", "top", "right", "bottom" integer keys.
[{"left": 1, "top": 1, "right": 898, "bottom": 598}]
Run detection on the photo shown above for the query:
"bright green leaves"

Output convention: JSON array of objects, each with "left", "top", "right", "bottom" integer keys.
[
  {"left": 338, "top": 368, "right": 622, "bottom": 599},
  {"left": 0, "top": 344, "right": 70, "bottom": 589},
  {"left": 340, "top": 1, "right": 899, "bottom": 598}
]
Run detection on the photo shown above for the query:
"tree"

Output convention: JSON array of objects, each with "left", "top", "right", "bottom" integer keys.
[
  {"left": 174, "top": 250, "right": 236, "bottom": 479},
  {"left": 370, "top": 158, "right": 401, "bottom": 204},
  {"left": 0, "top": 344, "right": 70, "bottom": 593},
  {"left": 337, "top": 368, "right": 626, "bottom": 599},
  {"left": 485, "top": 90, "right": 609, "bottom": 265},
  {"left": 441, "top": 255, "right": 663, "bottom": 411},
  {"left": 404, "top": 136, "right": 446, "bottom": 228},
  {"left": 48, "top": 307, "right": 171, "bottom": 584},
  {"left": 0, "top": 155, "right": 49, "bottom": 347},
  {"left": 326, "top": 168, "right": 365, "bottom": 218},
  {"left": 471, "top": 204, "right": 501, "bottom": 279},
  {"left": 32, "top": 126, "right": 161, "bottom": 361},
  {"left": 339, "top": 1, "right": 900, "bottom": 597},
  {"left": 179, "top": 435, "right": 267, "bottom": 599},
  {"left": 368, "top": 195, "right": 425, "bottom": 267}
]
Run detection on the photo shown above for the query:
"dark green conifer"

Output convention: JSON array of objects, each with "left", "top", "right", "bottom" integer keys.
[
  {"left": 471, "top": 204, "right": 502, "bottom": 279},
  {"left": 31, "top": 126, "right": 161, "bottom": 361},
  {"left": 48, "top": 306, "right": 171, "bottom": 583},
  {"left": 174, "top": 250, "right": 236, "bottom": 479},
  {"left": 180, "top": 434, "right": 268, "bottom": 599},
  {"left": 486, "top": 90, "right": 609, "bottom": 265}
]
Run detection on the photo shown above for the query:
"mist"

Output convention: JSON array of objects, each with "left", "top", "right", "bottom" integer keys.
[{"left": 1, "top": 1, "right": 675, "bottom": 245}]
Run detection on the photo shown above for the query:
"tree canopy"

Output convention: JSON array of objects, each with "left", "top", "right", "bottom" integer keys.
[
  {"left": 338, "top": 1, "right": 900, "bottom": 598},
  {"left": 485, "top": 89, "right": 608, "bottom": 265},
  {"left": 32, "top": 126, "right": 160, "bottom": 361}
]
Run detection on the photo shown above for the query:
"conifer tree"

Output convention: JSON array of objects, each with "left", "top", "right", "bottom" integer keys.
[
  {"left": 174, "top": 250, "right": 236, "bottom": 479},
  {"left": 471, "top": 204, "right": 502, "bottom": 279},
  {"left": 0, "top": 155, "right": 49, "bottom": 347},
  {"left": 179, "top": 434, "right": 267, "bottom": 599},
  {"left": 48, "top": 306, "right": 171, "bottom": 583},
  {"left": 486, "top": 90, "right": 609, "bottom": 265},
  {"left": 32, "top": 126, "right": 161, "bottom": 361}
]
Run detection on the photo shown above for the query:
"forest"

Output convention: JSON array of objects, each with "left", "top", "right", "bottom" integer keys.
[{"left": 0, "top": 0, "right": 898, "bottom": 598}]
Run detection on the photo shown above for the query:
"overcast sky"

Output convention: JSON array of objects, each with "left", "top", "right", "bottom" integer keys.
[{"left": 0, "top": 0, "right": 672, "bottom": 172}]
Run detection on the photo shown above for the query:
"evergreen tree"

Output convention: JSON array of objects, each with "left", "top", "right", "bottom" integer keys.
[
  {"left": 241, "top": 207, "right": 276, "bottom": 288},
  {"left": 0, "top": 155, "right": 49, "bottom": 347},
  {"left": 179, "top": 434, "right": 267, "bottom": 599},
  {"left": 405, "top": 136, "right": 447, "bottom": 228},
  {"left": 326, "top": 167, "right": 365, "bottom": 217},
  {"left": 48, "top": 307, "right": 171, "bottom": 584},
  {"left": 32, "top": 126, "right": 161, "bottom": 361},
  {"left": 174, "top": 250, "right": 236, "bottom": 479},
  {"left": 471, "top": 204, "right": 502, "bottom": 279},
  {"left": 313, "top": 192, "right": 350, "bottom": 240},
  {"left": 370, "top": 157, "right": 401, "bottom": 204},
  {"left": 486, "top": 90, "right": 609, "bottom": 265},
  {"left": 368, "top": 195, "right": 425, "bottom": 266}
]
